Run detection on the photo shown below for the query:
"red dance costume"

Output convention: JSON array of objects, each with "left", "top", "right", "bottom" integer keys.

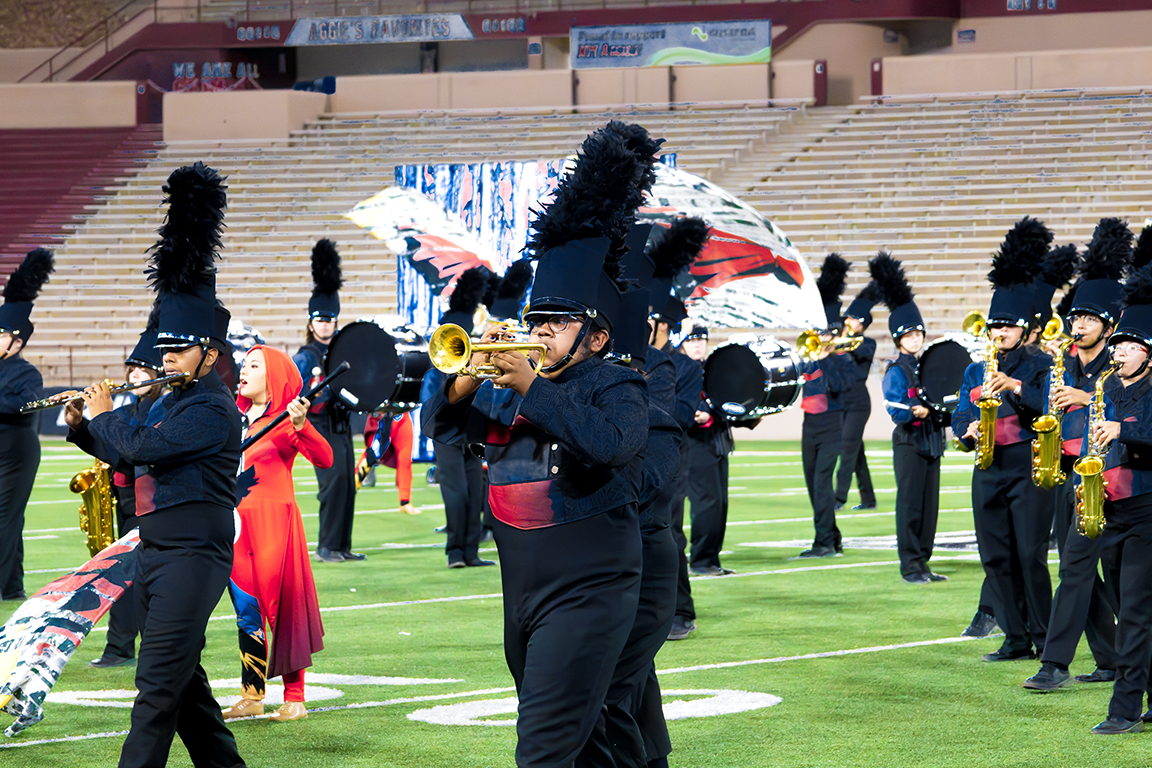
[
  {"left": 232, "top": 346, "right": 333, "bottom": 703},
  {"left": 365, "top": 412, "right": 414, "bottom": 505}
]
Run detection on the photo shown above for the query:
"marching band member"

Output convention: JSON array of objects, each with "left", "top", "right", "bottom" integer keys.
[
  {"left": 422, "top": 122, "right": 655, "bottom": 766},
  {"left": 222, "top": 346, "right": 331, "bottom": 722},
  {"left": 836, "top": 279, "right": 881, "bottom": 512},
  {"left": 797, "top": 253, "right": 858, "bottom": 558},
  {"left": 0, "top": 248, "right": 53, "bottom": 603},
  {"left": 872, "top": 253, "right": 947, "bottom": 583},
  {"left": 293, "top": 239, "right": 363, "bottom": 563},
  {"left": 78, "top": 163, "right": 246, "bottom": 768},
  {"left": 67, "top": 303, "right": 167, "bottom": 667},
  {"left": 1024, "top": 221, "right": 1131, "bottom": 690},
  {"left": 952, "top": 218, "right": 1054, "bottom": 662},
  {"left": 1081, "top": 261, "right": 1152, "bottom": 734}
]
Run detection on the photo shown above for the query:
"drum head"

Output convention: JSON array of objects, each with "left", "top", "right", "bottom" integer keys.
[
  {"left": 918, "top": 339, "right": 973, "bottom": 412},
  {"left": 325, "top": 321, "right": 400, "bottom": 412},
  {"left": 705, "top": 345, "right": 764, "bottom": 418}
]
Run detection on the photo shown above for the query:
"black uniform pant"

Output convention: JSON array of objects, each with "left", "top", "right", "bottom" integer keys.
[
  {"left": 587, "top": 525, "right": 678, "bottom": 767},
  {"left": 1042, "top": 472, "right": 1117, "bottom": 670},
  {"left": 0, "top": 425, "right": 39, "bottom": 599},
  {"left": 686, "top": 439, "right": 728, "bottom": 570},
  {"left": 1099, "top": 496, "right": 1152, "bottom": 721},
  {"left": 434, "top": 440, "right": 484, "bottom": 563},
  {"left": 803, "top": 413, "right": 844, "bottom": 551},
  {"left": 104, "top": 486, "right": 141, "bottom": 660},
  {"left": 971, "top": 441, "right": 1054, "bottom": 654},
  {"left": 893, "top": 442, "right": 940, "bottom": 577},
  {"left": 495, "top": 506, "right": 643, "bottom": 768},
  {"left": 119, "top": 502, "right": 243, "bottom": 768},
  {"left": 666, "top": 444, "right": 694, "bottom": 621},
  {"left": 311, "top": 415, "right": 356, "bottom": 553},
  {"left": 835, "top": 407, "right": 875, "bottom": 507}
]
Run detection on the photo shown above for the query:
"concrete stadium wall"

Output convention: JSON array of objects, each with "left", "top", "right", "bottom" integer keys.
[
  {"left": 946, "top": 10, "right": 1152, "bottom": 55},
  {"left": 163, "top": 89, "right": 328, "bottom": 141},
  {"left": 0, "top": 81, "right": 137, "bottom": 128},
  {"left": 775, "top": 22, "right": 903, "bottom": 106},
  {"left": 0, "top": 49, "right": 61, "bottom": 83},
  {"left": 881, "top": 45, "right": 1152, "bottom": 95}
]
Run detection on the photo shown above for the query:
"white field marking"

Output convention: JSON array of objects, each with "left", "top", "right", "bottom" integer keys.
[
  {"left": 306, "top": 541, "right": 444, "bottom": 550},
  {"left": 24, "top": 527, "right": 82, "bottom": 534},
  {"left": 21, "top": 535, "right": 58, "bottom": 541},
  {"left": 725, "top": 508, "right": 975, "bottom": 527},
  {"left": 659, "top": 635, "right": 991, "bottom": 675},
  {"left": 730, "top": 487, "right": 969, "bottom": 499},
  {"left": 25, "top": 568, "right": 76, "bottom": 575},
  {"left": 739, "top": 531, "right": 981, "bottom": 552}
]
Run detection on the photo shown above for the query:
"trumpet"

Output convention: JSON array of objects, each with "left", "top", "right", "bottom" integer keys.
[
  {"left": 21, "top": 371, "right": 191, "bottom": 413},
  {"left": 796, "top": 328, "right": 863, "bottom": 361},
  {"left": 428, "top": 323, "right": 547, "bottom": 379}
]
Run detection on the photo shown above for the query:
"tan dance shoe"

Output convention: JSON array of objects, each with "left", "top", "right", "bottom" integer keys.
[
  {"left": 399, "top": 503, "right": 421, "bottom": 515},
  {"left": 269, "top": 701, "right": 308, "bottom": 721},
  {"left": 222, "top": 698, "right": 264, "bottom": 720}
]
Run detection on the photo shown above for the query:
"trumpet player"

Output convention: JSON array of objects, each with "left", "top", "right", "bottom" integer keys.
[
  {"left": 952, "top": 219, "right": 1055, "bottom": 662},
  {"left": 1024, "top": 227, "right": 1128, "bottom": 692},
  {"left": 797, "top": 254, "right": 859, "bottom": 558},
  {"left": 0, "top": 247, "right": 52, "bottom": 603},
  {"left": 1079, "top": 263, "right": 1152, "bottom": 734}
]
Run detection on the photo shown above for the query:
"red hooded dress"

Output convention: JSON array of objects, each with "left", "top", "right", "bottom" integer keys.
[{"left": 234, "top": 345, "right": 332, "bottom": 681}]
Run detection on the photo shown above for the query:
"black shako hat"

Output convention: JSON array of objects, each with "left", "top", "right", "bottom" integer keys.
[
  {"left": 608, "top": 288, "right": 652, "bottom": 366},
  {"left": 148, "top": 162, "right": 229, "bottom": 350},
  {"left": 308, "top": 238, "right": 342, "bottom": 320},
  {"left": 487, "top": 260, "right": 535, "bottom": 322},
  {"left": 987, "top": 217, "right": 1051, "bottom": 328},
  {"left": 816, "top": 253, "right": 849, "bottom": 330},
  {"left": 0, "top": 247, "right": 54, "bottom": 342},
  {"left": 869, "top": 251, "right": 923, "bottom": 339},
  {"left": 1113, "top": 262, "right": 1152, "bottom": 349},
  {"left": 125, "top": 301, "right": 163, "bottom": 371},
  {"left": 843, "top": 280, "right": 880, "bottom": 330},
  {"left": 441, "top": 266, "right": 489, "bottom": 334},
  {"left": 1031, "top": 243, "right": 1078, "bottom": 331},
  {"left": 1068, "top": 218, "right": 1134, "bottom": 326},
  {"left": 523, "top": 121, "right": 663, "bottom": 337}
]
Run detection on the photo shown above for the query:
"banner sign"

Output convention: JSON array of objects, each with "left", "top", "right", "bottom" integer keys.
[
  {"left": 571, "top": 19, "right": 771, "bottom": 69},
  {"left": 285, "top": 14, "right": 475, "bottom": 46}
]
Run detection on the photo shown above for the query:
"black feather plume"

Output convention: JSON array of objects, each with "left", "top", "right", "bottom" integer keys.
[
  {"left": 496, "top": 260, "right": 534, "bottom": 302},
  {"left": 816, "top": 253, "right": 849, "bottom": 306},
  {"left": 144, "top": 299, "right": 161, "bottom": 332},
  {"left": 448, "top": 266, "right": 490, "bottom": 315},
  {"left": 988, "top": 216, "right": 1052, "bottom": 288},
  {"left": 648, "top": 217, "right": 711, "bottom": 281},
  {"left": 482, "top": 270, "right": 502, "bottom": 309},
  {"left": 3, "top": 247, "right": 54, "bottom": 302},
  {"left": 856, "top": 280, "right": 881, "bottom": 304},
  {"left": 1055, "top": 283, "right": 1077, "bottom": 318},
  {"left": 604, "top": 120, "right": 665, "bottom": 196},
  {"left": 1040, "top": 243, "right": 1079, "bottom": 288},
  {"left": 1081, "top": 217, "right": 1133, "bottom": 281},
  {"left": 868, "top": 251, "right": 913, "bottom": 309},
  {"left": 1132, "top": 225, "right": 1152, "bottom": 272},
  {"left": 311, "top": 238, "right": 343, "bottom": 295},
  {"left": 525, "top": 126, "right": 649, "bottom": 263},
  {"left": 146, "top": 162, "right": 227, "bottom": 294},
  {"left": 1121, "top": 263, "right": 1152, "bottom": 310}
]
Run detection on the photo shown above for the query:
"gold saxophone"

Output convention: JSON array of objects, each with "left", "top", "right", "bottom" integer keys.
[
  {"left": 1031, "top": 336, "right": 1077, "bottom": 489},
  {"left": 964, "top": 310, "right": 1001, "bottom": 470},
  {"left": 71, "top": 460, "right": 116, "bottom": 557},
  {"left": 1072, "top": 363, "right": 1117, "bottom": 539}
]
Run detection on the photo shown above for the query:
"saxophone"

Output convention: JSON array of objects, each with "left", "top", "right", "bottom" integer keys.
[
  {"left": 1072, "top": 364, "right": 1117, "bottom": 539},
  {"left": 1031, "top": 337, "right": 1076, "bottom": 489},
  {"left": 974, "top": 333, "right": 1001, "bottom": 470},
  {"left": 71, "top": 460, "right": 116, "bottom": 557}
]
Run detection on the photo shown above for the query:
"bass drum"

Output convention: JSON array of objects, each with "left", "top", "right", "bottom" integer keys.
[
  {"left": 324, "top": 320, "right": 430, "bottom": 414},
  {"left": 916, "top": 335, "right": 980, "bottom": 414},
  {"left": 703, "top": 335, "right": 801, "bottom": 422}
]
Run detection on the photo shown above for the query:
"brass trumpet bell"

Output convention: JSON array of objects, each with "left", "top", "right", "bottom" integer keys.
[
  {"left": 796, "top": 329, "right": 863, "bottom": 361},
  {"left": 962, "top": 310, "right": 988, "bottom": 338},
  {"left": 428, "top": 323, "right": 547, "bottom": 379}
]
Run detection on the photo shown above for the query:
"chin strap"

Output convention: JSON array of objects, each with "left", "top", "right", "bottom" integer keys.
[
  {"left": 190, "top": 344, "right": 210, "bottom": 384},
  {"left": 540, "top": 321, "right": 593, "bottom": 375}
]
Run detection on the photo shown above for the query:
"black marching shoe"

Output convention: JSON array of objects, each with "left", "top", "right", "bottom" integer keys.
[
  {"left": 982, "top": 646, "right": 1037, "bottom": 663},
  {"left": 1076, "top": 668, "right": 1116, "bottom": 684},
  {"left": 339, "top": 551, "right": 367, "bottom": 561},
  {"left": 1022, "top": 662, "right": 1071, "bottom": 690},
  {"left": 1, "top": 591, "right": 27, "bottom": 602},
  {"left": 852, "top": 502, "right": 877, "bottom": 510},
  {"left": 466, "top": 558, "right": 496, "bottom": 567},
  {"left": 834, "top": 502, "right": 845, "bottom": 511},
  {"left": 313, "top": 547, "right": 345, "bottom": 563},
  {"left": 797, "top": 546, "right": 839, "bottom": 559},
  {"left": 923, "top": 571, "right": 948, "bottom": 582},
  {"left": 902, "top": 572, "right": 931, "bottom": 584},
  {"left": 1092, "top": 715, "right": 1144, "bottom": 734},
  {"left": 667, "top": 616, "right": 696, "bottom": 641},
  {"left": 961, "top": 611, "right": 999, "bottom": 638},
  {"left": 89, "top": 654, "right": 135, "bottom": 669},
  {"left": 689, "top": 565, "right": 735, "bottom": 576}
]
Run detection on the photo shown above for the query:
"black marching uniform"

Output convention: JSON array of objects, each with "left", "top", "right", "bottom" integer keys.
[
  {"left": 835, "top": 335, "right": 877, "bottom": 510},
  {"left": 0, "top": 247, "right": 52, "bottom": 602},
  {"left": 685, "top": 391, "right": 733, "bottom": 572},
  {"left": 663, "top": 341, "right": 704, "bottom": 623}
]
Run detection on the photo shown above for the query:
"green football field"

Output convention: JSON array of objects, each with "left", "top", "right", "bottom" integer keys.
[{"left": 0, "top": 438, "right": 1143, "bottom": 767}]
